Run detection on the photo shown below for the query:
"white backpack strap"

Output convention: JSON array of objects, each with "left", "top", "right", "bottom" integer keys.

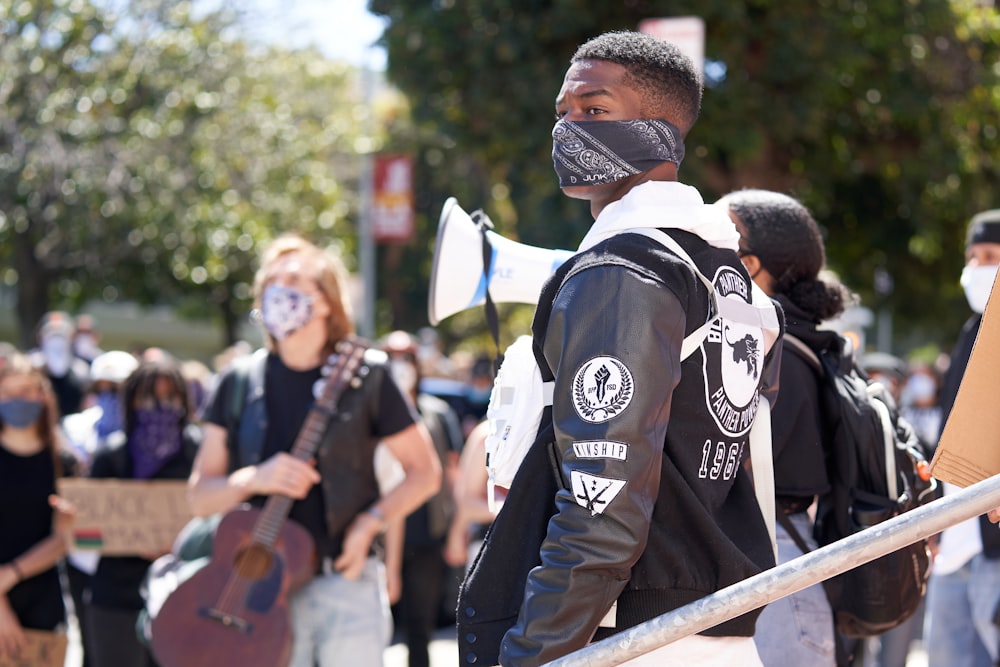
[
  {"left": 749, "top": 396, "right": 777, "bottom": 560},
  {"left": 869, "top": 388, "right": 899, "bottom": 500},
  {"left": 623, "top": 228, "right": 716, "bottom": 361},
  {"left": 627, "top": 228, "right": 777, "bottom": 556},
  {"left": 624, "top": 228, "right": 713, "bottom": 291},
  {"left": 624, "top": 228, "right": 780, "bottom": 359}
]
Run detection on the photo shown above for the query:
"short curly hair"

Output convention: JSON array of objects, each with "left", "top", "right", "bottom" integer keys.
[
  {"left": 718, "top": 189, "right": 852, "bottom": 323},
  {"left": 572, "top": 31, "right": 702, "bottom": 134}
]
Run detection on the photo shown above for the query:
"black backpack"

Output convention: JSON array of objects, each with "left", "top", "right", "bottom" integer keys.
[{"left": 781, "top": 333, "right": 938, "bottom": 638}]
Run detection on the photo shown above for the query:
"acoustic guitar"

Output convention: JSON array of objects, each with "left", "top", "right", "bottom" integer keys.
[{"left": 150, "top": 339, "right": 369, "bottom": 667}]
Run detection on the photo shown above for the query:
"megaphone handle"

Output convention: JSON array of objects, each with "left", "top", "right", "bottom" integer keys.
[{"left": 478, "top": 217, "right": 503, "bottom": 372}]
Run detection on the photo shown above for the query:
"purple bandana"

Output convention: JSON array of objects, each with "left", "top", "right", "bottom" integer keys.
[
  {"left": 552, "top": 118, "right": 686, "bottom": 188},
  {"left": 128, "top": 406, "right": 184, "bottom": 479}
]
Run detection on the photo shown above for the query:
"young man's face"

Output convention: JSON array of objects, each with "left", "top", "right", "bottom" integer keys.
[{"left": 554, "top": 59, "right": 646, "bottom": 203}]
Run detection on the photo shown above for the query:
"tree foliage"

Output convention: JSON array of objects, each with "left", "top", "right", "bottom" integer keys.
[
  {"left": 0, "top": 0, "right": 378, "bottom": 348},
  {"left": 370, "top": 0, "right": 1000, "bottom": 355}
]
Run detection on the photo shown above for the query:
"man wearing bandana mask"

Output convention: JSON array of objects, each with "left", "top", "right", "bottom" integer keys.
[
  {"left": 458, "top": 31, "right": 783, "bottom": 667},
  {"left": 187, "top": 235, "right": 441, "bottom": 667},
  {"left": 924, "top": 209, "right": 1000, "bottom": 667}
]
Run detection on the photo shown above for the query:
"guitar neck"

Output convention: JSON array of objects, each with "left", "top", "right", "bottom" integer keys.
[
  {"left": 249, "top": 341, "right": 367, "bottom": 548},
  {"left": 251, "top": 409, "right": 330, "bottom": 546}
]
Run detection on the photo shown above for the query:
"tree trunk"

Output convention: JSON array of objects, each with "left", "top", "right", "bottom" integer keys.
[{"left": 13, "top": 230, "right": 52, "bottom": 350}]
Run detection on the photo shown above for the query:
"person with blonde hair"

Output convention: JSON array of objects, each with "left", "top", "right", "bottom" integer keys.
[{"left": 187, "top": 234, "right": 441, "bottom": 666}]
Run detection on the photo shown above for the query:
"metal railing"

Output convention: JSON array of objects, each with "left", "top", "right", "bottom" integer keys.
[{"left": 544, "top": 473, "right": 1000, "bottom": 666}]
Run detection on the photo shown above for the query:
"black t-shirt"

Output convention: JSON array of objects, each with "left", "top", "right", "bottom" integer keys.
[
  {"left": 261, "top": 356, "right": 328, "bottom": 547},
  {"left": 203, "top": 352, "right": 418, "bottom": 556},
  {"left": 0, "top": 443, "right": 65, "bottom": 629}
]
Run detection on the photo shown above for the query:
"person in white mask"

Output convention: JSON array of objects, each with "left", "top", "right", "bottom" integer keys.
[
  {"left": 924, "top": 208, "right": 1000, "bottom": 667},
  {"left": 29, "top": 311, "right": 90, "bottom": 419}
]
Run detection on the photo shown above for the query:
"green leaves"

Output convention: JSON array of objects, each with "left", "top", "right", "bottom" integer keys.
[
  {"left": 373, "top": 0, "right": 1000, "bottom": 353},
  {"left": 0, "top": 0, "right": 371, "bottom": 346}
]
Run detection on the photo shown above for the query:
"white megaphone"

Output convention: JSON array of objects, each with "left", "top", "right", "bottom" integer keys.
[{"left": 428, "top": 197, "right": 574, "bottom": 325}]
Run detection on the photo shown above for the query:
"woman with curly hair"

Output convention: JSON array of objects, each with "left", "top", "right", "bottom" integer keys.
[
  {"left": 716, "top": 189, "right": 855, "bottom": 667},
  {"left": 86, "top": 355, "right": 201, "bottom": 667}
]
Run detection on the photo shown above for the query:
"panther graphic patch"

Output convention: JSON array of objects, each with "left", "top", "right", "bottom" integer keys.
[
  {"left": 572, "top": 356, "right": 634, "bottom": 424},
  {"left": 701, "top": 266, "right": 763, "bottom": 437}
]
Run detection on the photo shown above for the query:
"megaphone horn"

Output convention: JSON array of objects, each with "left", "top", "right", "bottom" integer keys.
[{"left": 428, "top": 197, "right": 573, "bottom": 325}]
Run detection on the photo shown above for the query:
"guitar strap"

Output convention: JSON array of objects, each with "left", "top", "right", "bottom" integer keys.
[{"left": 226, "top": 349, "right": 268, "bottom": 473}]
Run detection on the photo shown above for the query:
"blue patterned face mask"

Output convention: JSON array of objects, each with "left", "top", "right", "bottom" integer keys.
[
  {"left": 551, "top": 118, "right": 685, "bottom": 188},
  {"left": 0, "top": 399, "right": 43, "bottom": 428},
  {"left": 259, "top": 283, "right": 315, "bottom": 340}
]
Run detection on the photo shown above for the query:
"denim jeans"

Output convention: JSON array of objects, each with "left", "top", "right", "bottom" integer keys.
[
  {"left": 753, "top": 512, "right": 836, "bottom": 667},
  {"left": 287, "top": 557, "right": 391, "bottom": 667},
  {"left": 924, "top": 553, "right": 1000, "bottom": 667}
]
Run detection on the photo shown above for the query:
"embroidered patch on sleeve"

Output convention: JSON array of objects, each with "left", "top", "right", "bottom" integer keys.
[
  {"left": 572, "top": 356, "right": 634, "bottom": 423},
  {"left": 571, "top": 440, "right": 629, "bottom": 461},
  {"left": 571, "top": 470, "right": 627, "bottom": 516}
]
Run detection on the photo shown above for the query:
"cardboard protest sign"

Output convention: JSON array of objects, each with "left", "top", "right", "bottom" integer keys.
[
  {"left": 930, "top": 272, "right": 1000, "bottom": 486},
  {"left": 0, "top": 629, "right": 67, "bottom": 667},
  {"left": 57, "top": 479, "right": 192, "bottom": 555}
]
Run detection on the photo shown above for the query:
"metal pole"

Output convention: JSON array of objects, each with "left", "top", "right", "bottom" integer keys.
[
  {"left": 358, "top": 51, "right": 376, "bottom": 339},
  {"left": 544, "top": 473, "right": 1000, "bottom": 667}
]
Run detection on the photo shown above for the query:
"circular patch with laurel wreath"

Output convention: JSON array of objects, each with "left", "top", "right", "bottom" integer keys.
[{"left": 571, "top": 356, "right": 634, "bottom": 424}]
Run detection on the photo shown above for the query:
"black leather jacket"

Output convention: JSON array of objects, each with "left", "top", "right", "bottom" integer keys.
[{"left": 458, "top": 230, "right": 782, "bottom": 666}]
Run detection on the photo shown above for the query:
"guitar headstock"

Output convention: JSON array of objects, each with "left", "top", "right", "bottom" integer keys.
[{"left": 312, "top": 337, "right": 370, "bottom": 402}]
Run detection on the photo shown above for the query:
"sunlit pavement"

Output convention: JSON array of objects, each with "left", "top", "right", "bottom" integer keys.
[
  {"left": 63, "top": 615, "right": 462, "bottom": 667},
  {"left": 64, "top": 616, "right": 930, "bottom": 667},
  {"left": 384, "top": 626, "right": 459, "bottom": 667}
]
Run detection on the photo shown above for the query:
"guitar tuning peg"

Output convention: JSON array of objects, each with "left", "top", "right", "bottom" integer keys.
[
  {"left": 357, "top": 366, "right": 370, "bottom": 378},
  {"left": 320, "top": 366, "right": 332, "bottom": 377},
  {"left": 312, "top": 378, "right": 327, "bottom": 399},
  {"left": 350, "top": 377, "right": 363, "bottom": 389}
]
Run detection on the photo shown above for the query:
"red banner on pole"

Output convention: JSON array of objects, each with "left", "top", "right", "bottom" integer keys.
[{"left": 372, "top": 154, "right": 415, "bottom": 243}]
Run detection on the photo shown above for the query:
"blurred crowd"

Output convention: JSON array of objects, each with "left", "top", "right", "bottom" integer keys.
[
  {"left": 0, "top": 294, "right": 973, "bottom": 667},
  {"left": 0, "top": 307, "right": 500, "bottom": 667}
]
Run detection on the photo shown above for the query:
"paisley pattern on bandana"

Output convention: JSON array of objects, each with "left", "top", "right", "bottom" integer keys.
[
  {"left": 552, "top": 119, "right": 686, "bottom": 188},
  {"left": 260, "top": 283, "right": 315, "bottom": 340},
  {"left": 128, "top": 406, "right": 184, "bottom": 479}
]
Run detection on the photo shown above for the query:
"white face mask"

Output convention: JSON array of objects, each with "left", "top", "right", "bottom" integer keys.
[
  {"left": 901, "top": 372, "right": 937, "bottom": 406},
  {"left": 74, "top": 333, "right": 100, "bottom": 360},
  {"left": 960, "top": 264, "right": 999, "bottom": 314},
  {"left": 41, "top": 335, "right": 72, "bottom": 377}
]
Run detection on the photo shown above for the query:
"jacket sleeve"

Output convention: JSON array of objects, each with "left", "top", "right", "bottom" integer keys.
[{"left": 500, "top": 264, "right": 687, "bottom": 666}]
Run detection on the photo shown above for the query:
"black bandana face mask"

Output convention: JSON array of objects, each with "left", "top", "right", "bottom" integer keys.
[{"left": 551, "top": 118, "right": 686, "bottom": 188}]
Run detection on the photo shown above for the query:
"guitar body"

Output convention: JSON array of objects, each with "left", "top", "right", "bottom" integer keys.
[{"left": 150, "top": 507, "right": 316, "bottom": 667}]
